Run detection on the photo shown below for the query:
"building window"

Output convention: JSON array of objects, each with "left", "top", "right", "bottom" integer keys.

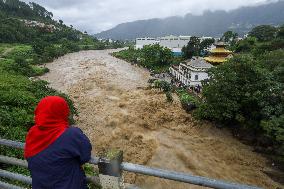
[{"left": 195, "top": 75, "right": 198, "bottom": 81}]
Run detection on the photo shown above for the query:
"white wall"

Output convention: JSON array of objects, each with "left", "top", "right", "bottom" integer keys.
[
  {"left": 190, "top": 71, "right": 208, "bottom": 86},
  {"left": 159, "top": 36, "right": 190, "bottom": 49},
  {"left": 170, "top": 66, "right": 210, "bottom": 87},
  {"left": 135, "top": 38, "right": 159, "bottom": 49}
]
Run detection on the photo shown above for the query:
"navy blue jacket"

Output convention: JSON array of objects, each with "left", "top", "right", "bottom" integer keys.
[{"left": 27, "top": 127, "right": 92, "bottom": 189}]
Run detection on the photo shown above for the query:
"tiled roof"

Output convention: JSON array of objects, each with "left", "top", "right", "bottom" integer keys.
[{"left": 185, "top": 58, "right": 213, "bottom": 69}]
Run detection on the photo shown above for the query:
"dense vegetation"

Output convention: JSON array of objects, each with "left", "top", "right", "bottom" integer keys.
[
  {"left": 196, "top": 25, "right": 284, "bottom": 167},
  {"left": 182, "top": 37, "right": 215, "bottom": 59},
  {"left": 0, "top": 0, "right": 112, "bottom": 187},
  {"left": 113, "top": 44, "right": 181, "bottom": 73}
]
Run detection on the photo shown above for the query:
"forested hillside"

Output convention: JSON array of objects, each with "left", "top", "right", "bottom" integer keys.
[
  {"left": 0, "top": 0, "right": 53, "bottom": 20},
  {"left": 95, "top": 0, "right": 284, "bottom": 39},
  {"left": 0, "top": 1, "right": 102, "bottom": 186}
]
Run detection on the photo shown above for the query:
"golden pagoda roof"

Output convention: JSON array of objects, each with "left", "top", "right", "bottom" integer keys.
[
  {"left": 210, "top": 48, "right": 232, "bottom": 54},
  {"left": 204, "top": 56, "right": 228, "bottom": 64}
]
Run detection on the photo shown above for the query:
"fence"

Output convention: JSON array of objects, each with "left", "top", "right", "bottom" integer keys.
[{"left": 0, "top": 138, "right": 262, "bottom": 189}]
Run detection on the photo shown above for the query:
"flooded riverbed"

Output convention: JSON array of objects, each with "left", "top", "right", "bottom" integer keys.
[{"left": 40, "top": 49, "right": 281, "bottom": 189}]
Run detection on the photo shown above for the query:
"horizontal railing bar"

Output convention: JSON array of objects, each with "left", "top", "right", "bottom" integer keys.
[
  {"left": 0, "top": 155, "right": 141, "bottom": 189},
  {"left": 0, "top": 138, "right": 262, "bottom": 189},
  {"left": 0, "top": 155, "right": 28, "bottom": 168},
  {"left": 0, "top": 139, "right": 24, "bottom": 149},
  {"left": 0, "top": 181, "right": 24, "bottom": 189},
  {"left": 121, "top": 162, "right": 260, "bottom": 189},
  {"left": 0, "top": 169, "right": 32, "bottom": 185}
]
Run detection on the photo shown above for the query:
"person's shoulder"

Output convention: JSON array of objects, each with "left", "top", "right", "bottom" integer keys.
[{"left": 65, "top": 126, "right": 84, "bottom": 136}]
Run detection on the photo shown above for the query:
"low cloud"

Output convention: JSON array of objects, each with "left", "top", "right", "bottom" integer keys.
[{"left": 22, "top": 0, "right": 269, "bottom": 34}]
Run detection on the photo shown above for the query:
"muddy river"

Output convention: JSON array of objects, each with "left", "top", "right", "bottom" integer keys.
[{"left": 40, "top": 49, "right": 281, "bottom": 189}]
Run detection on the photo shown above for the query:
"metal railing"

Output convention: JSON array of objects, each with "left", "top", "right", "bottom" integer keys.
[{"left": 0, "top": 138, "right": 262, "bottom": 189}]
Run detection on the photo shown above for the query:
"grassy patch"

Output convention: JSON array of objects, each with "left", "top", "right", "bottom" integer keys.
[
  {"left": 3, "top": 45, "right": 35, "bottom": 60},
  {"left": 176, "top": 89, "right": 200, "bottom": 112},
  {"left": 31, "top": 65, "right": 49, "bottom": 76}
]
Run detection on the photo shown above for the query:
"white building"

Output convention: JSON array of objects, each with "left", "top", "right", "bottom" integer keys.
[
  {"left": 159, "top": 35, "right": 191, "bottom": 49},
  {"left": 135, "top": 37, "right": 159, "bottom": 49},
  {"left": 169, "top": 57, "right": 213, "bottom": 86},
  {"left": 159, "top": 35, "right": 191, "bottom": 55},
  {"left": 135, "top": 35, "right": 215, "bottom": 56}
]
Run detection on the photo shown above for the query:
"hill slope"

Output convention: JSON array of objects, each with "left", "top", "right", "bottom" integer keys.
[{"left": 95, "top": 0, "right": 284, "bottom": 39}]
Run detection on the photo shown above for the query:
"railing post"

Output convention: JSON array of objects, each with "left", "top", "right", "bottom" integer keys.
[{"left": 98, "top": 151, "right": 124, "bottom": 189}]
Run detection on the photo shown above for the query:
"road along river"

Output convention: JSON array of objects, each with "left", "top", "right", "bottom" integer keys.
[{"left": 40, "top": 49, "right": 281, "bottom": 189}]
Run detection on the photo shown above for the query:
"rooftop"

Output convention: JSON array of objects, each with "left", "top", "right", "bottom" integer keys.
[
  {"left": 204, "top": 56, "right": 228, "bottom": 64},
  {"left": 185, "top": 58, "right": 213, "bottom": 69},
  {"left": 210, "top": 48, "right": 232, "bottom": 53}
]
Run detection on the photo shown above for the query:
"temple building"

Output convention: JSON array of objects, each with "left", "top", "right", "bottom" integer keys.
[
  {"left": 204, "top": 42, "right": 233, "bottom": 65},
  {"left": 169, "top": 57, "right": 213, "bottom": 87}
]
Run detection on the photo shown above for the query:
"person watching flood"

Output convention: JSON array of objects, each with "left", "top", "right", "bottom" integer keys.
[{"left": 24, "top": 96, "right": 92, "bottom": 189}]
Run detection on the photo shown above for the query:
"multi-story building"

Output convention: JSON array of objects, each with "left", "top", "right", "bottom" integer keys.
[
  {"left": 169, "top": 57, "right": 213, "bottom": 87},
  {"left": 135, "top": 37, "right": 159, "bottom": 49},
  {"left": 135, "top": 35, "right": 216, "bottom": 56},
  {"left": 169, "top": 42, "right": 233, "bottom": 87},
  {"left": 159, "top": 35, "right": 191, "bottom": 55}
]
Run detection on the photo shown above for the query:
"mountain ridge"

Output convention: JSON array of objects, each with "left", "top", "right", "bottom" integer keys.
[{"left": 95, "top": 0, "right": 284, "bottom": 40}]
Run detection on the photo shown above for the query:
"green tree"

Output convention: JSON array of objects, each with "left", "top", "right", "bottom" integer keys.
[
  {"left": 32, "top": 39, "right": 49, "bottom": 55},
  {"left": 182, "top": 36, "right": 200, "bottom": 59},
  {"left": 258, "top": 49, "right": 284, "bottom": 83},
  {"left": 249, "top": 25, "right": 277, "bottom": 41},
  {"left": 261, "top": 115, "right": 284, "bottom": 156},
  {"left": 222, "top": 31, "right": 238, "bottom": 42},
  {"left": 234, "top": 37, "right": 257, "bottom": 53},
  {"left": 197, "top": 55, "right": 282, "bottom": 128},
  {"left": 62, "top": 39, "right": 80, "bottom": 52},
  {"left": 199, "top": 38, "right": 215, "bottom": 56},
  {"left": 140, "top": 44, "right": 173, "bottom": 69},
  {"left": 277, "top": 25, "right": 284, "bottom": 38}
]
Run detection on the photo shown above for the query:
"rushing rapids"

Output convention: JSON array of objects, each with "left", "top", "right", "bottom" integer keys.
[{"left": 40, "top": 49, "right": 281, "bottom": 189}]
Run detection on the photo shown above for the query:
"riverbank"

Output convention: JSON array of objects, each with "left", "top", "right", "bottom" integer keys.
[{"left": 40, "top": 49, "right": 282, "bottom": 189}]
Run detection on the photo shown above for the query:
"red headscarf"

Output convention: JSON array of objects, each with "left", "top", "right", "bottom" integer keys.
[{"left": 24, "top": 96, "right": 70, "bottom": 158}]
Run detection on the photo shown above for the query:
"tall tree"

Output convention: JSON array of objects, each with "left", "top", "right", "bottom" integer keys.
[
  {"left": 141, "top": 44, "right": 173, "bottom": 68},
  {"left": 182, "top": 36, "right": 200, "bottom": 59},
  {"left": 198, "top": 55, "right": 283, "bottom": 128},
  {"left": 199, "top": 38, "right": 215, "bottom": 56},
  {"left": 249, "top": 25, "right": 277, "bottom": 41},
  {"left": 222, "top": 31, "right": 238, "bottom": 42}
]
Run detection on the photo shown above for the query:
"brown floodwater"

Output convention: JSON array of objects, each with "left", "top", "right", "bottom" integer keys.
[{"left": 40, "top": 49, "right": 282, "bottom": 189}]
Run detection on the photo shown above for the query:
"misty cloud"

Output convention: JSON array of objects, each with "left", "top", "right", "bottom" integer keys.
[{"left": 22, "top": 0, "right": 269, "bottom": 34}]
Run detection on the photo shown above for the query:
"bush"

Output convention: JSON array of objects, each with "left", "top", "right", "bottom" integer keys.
[
  {"left": 113, "top": 45, "right": 175, "bottom": 73},
  {"left": 177, "top": 89, "right": 199, "bottom": 112},
  {"left": 4, "top": 57, "right": 36, "bottom": 76},
  {"left": 62, "top": 40, "right": 80, "bottom": 53},
  {"left": 4, "top": 45, "right": 36, "bottom": 60},
  {"left": 261, "top": 115, "right": 284, "bottom": 153},
  {"left": 153, "top": 80, "right": 172, "bottom": 92},
  {"left": 31, "top": 65, "right": 49, "bottom": 76},
  {"left": 112, "top": 48, "right": 140, "bottom": 63},
  {"left": 0, "top": 72, "right": 77, "bottom": 159}
]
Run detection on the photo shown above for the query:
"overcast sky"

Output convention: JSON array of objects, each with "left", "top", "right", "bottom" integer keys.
[{"left": 22, "top": 0, "right": 270, "bottom": 34}]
